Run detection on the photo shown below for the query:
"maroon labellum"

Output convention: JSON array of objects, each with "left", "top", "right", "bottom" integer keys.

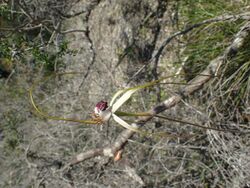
[
  {"left": 94, "top": 100, "right": 108, "bottom": 114},
  {"left": 93, "top": 100, "right": 111, "bottom": 122}
]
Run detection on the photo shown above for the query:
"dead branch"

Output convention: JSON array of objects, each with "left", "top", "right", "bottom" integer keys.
[{"left": 63, "top": 21, "right": 250, "bottom": 169}]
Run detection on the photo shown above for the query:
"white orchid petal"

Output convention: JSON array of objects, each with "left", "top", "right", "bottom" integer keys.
[
  {"left": 110, "top": 77, "right": 170, "bottom": 113},
  {"left": 110, "top": 89, "right": 125, "bottom": 106},
  {"left": 112, "top": 114, "right": 139, "bottom": 132},
  {"left": 111, "top": 89, "right": 139, "bottom": 113}
]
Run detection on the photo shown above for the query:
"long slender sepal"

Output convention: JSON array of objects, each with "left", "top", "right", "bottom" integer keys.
[
  {"left": 155, "top": 114, "right": 239, "bottom": 133},
  {"left": 110, "top": 74, "right": 184, "bottom": 111},
  {"left": 114, "top": 111, "right": 150, "bottom": 117},
  {"left": 29, "top": 72, "right": 98, "bottom": 124},
  {"left": 115, "top": 111, "right": 238, "bottom": 133}
]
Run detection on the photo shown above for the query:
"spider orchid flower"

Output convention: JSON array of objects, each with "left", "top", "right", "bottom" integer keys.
[
  {"left": 92, "top": 81, "right": 163, "bottom": 134},
  {"left": 30, "top": 72, "right": 231, "bottom": 138},
  {"left": 29, "top": 76, "right": 150, "bottom": 131},
  {"left": 29, "top": 72, "right": 182, "bottom": 137}
]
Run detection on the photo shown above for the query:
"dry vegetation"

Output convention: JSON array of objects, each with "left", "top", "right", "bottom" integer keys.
[{"left": 0, "top": 0, "right": 250, "bottom": 187}]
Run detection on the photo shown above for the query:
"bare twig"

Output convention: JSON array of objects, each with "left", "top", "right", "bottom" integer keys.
[
  {"left": 16, "top": 0, "right": 34, "bottom": 22},
  {"left": 60, "top": 29, "right": 87, "bottom": 34}
]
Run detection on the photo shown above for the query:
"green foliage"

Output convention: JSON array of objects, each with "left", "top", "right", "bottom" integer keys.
[
  {"left": 0, "top": 3, "right": 72, "bottom": 73},
  {"left": 180, "top": 0, "right": 246, "bottom": 23},
  {"left": 0, "top": 40, "right": 12, "bottom": 59},
  {"left": 177, "top": 0, "right": 247, "bottom": 80},
  {"left": 30, "top": 41, "right": 71, "bottom": 72},
  {"left": 0, "top": 3, "right": 12, "bottom": 21},
  {"left": 182, "top": 21, "right": 244, "bottom": 80}
]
